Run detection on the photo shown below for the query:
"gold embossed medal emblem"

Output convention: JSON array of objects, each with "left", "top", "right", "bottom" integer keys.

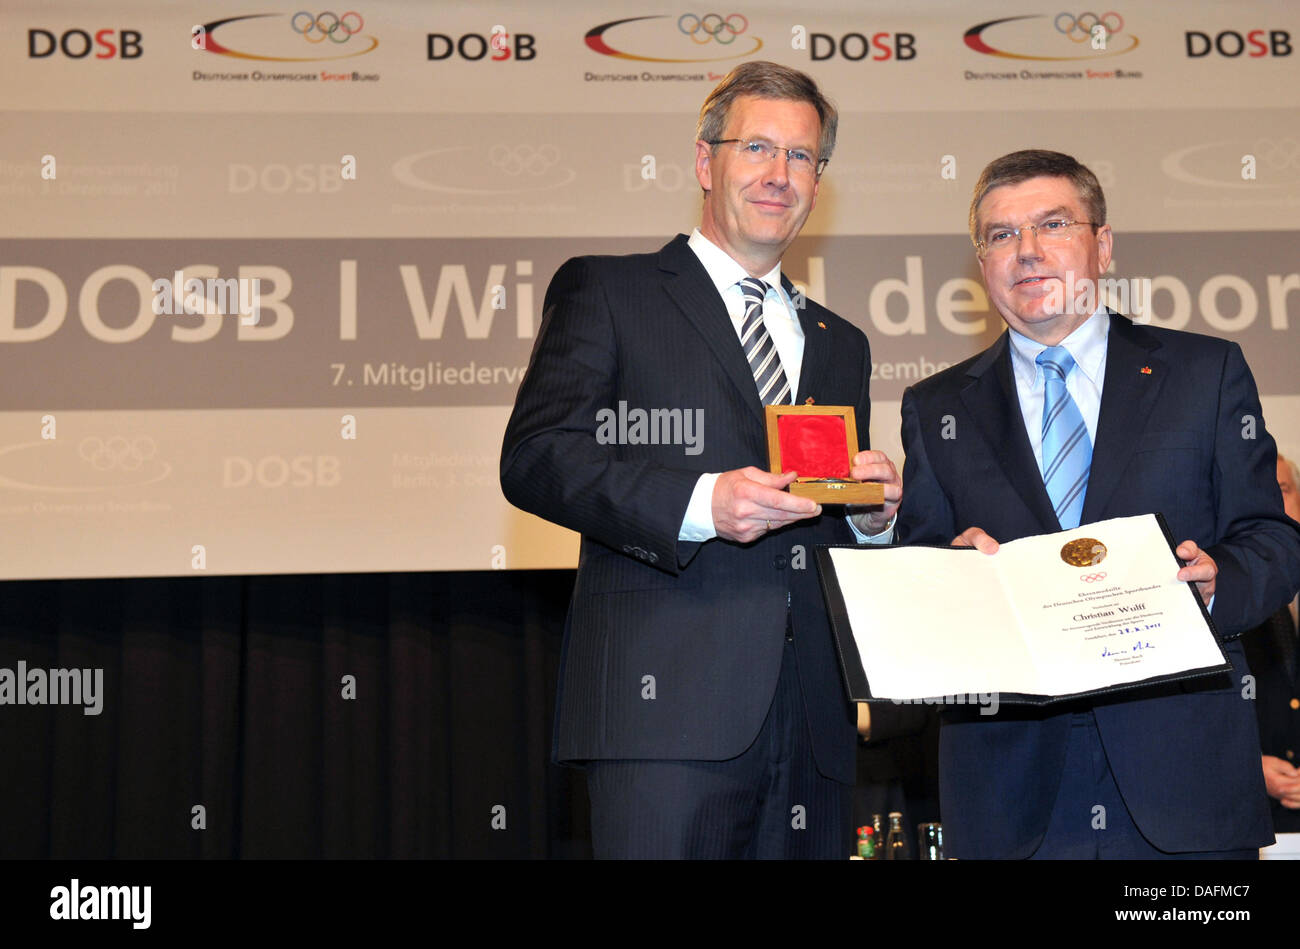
[{"left": 1061, "top": 538, "right": 1107, "bottom": 567}]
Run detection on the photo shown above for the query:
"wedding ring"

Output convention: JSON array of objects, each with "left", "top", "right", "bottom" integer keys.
[{"left": 765, "top": 519, "right": 772, "bottom": 531}]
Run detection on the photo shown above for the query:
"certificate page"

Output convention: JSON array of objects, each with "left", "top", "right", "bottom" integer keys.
[
  {"left": 822, "top": 513, "right": 1227, "bottom": 703},
  {"left": 826, "top": 544, "right": 1039, "bottom": 698},
  {"left": 993, "top": 514, "right": 1227, "bottom": 696}
]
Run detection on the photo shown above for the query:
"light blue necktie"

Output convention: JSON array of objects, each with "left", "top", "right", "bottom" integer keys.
[
  {"left": 737, "top": 278, "right": 791, "bottom": 405},
  {"left": 1037, "top": 346, "right": 1091, "bottom": 530}
]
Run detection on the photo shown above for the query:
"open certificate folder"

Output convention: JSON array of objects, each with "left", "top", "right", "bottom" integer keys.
[{"left": 816, "top": 513, "right": 1232, "bottom": 705}]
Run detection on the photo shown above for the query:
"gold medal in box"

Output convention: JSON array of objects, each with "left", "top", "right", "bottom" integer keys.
[{"left": 764, "top": 405, "right": 884, "bottom": 505}]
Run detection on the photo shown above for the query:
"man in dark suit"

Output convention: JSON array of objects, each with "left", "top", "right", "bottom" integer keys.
[
  {"left": 1241, "top": 454, "right": 1300, "bottom": 832},
  {"left": 500, "top": 62, "right": 900, "bottom": 858},
  {"left": 896, "top": 149, "right": 1300, "bottom": 858}
]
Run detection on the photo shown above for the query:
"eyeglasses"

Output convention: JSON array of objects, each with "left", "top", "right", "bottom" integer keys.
[
  {"left": 708, "top": 139, "right": 828, "bottom": 177},
  {"left": 975, "top": 219, "right": 1098, "bottom": 258}
]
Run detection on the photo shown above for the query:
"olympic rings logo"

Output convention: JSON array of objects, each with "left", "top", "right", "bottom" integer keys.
[
  {"left": 488, "top": 144, "right": 560, "bottom": 176},
  {"left": 1080, "top": 572, "right": 1108, "bottom": 583},
  {"left": 677, "top": 13, "right": 748, "bottom": 45},
  {"left": 1054, "top": 11, "right": 1123, "bottom": 42},
  {"left": 78, "top": 436, "right": 158, "bottom": 472},
  {"left": 291, "top": 10, "right": 364, "bottom": 44},
  {"left": 1255, "top": 138, "right": 1300, "bottom": 170}
]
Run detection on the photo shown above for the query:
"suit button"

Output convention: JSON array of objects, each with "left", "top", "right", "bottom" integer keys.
[
  {"left": 647, "top": 551, "right": 659, "bottom": 564},
  {"left": 1291, "top": 698, "right": 1299, "bottom": 710},
  {"left": 774, "top": 554, "right": 788, "bottom": 569},
  {"left": 622, "top": 545, "right": 632, "bottom": 553}
]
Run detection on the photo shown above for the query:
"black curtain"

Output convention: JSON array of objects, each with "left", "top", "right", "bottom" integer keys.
[{"left": 0, "top": 570, "right": 591, "bottom": 859}]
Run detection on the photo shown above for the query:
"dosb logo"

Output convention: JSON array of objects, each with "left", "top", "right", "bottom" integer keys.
[
  {"left": 222, "top": 455, "right": 340, "bottom": 488},
  {"left": 1185, "top": 29, "right": 1291, "bottom": 58},
  {"left": 809, "top": 31, "right": 916, "bottom": 61},
  {"left": 28, "top": 28, "right": 142, "bottom": 59},
  {"left": 228, "top": 163, "right": 344, "bottom": 194},
  {"left": 427, "top": 29, "right": 535, "bottom": 61}
]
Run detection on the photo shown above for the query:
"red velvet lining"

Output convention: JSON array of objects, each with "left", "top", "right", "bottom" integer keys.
[{"left": 777, "top": 414, "right": 849, "bottom": 478}]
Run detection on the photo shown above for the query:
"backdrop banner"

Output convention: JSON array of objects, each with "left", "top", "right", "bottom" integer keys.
[{"left": 2, "top": 0, "right": 1296, "bottom": 577}]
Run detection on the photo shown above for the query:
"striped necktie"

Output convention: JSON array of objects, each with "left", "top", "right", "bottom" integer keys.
[
  {"left": 737, "top": 277, "right": 790, "bottom": 405},
  {"left": 1037, "top": 345, "right": 1091, "bottom": 530}
]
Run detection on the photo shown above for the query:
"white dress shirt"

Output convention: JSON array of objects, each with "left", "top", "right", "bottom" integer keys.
[{"left": 677, "top": 228, "right": 890, "bottom": 544}]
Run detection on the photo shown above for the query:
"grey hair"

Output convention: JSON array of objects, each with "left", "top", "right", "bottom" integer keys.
[
  {"left": 969, "top": 149, "right": 1106, "bottom": 246},
  {"left": 696, "top": 60, "right": 837, "bottom": 163}
]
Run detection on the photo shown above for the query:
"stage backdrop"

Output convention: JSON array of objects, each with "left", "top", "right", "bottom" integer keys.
[{"left": 2, "top": 0, "right": 1297, "bottom": 578}]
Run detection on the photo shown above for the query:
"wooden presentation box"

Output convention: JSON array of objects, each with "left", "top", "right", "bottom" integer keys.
[{"left": 765, "top": 405, "right": 885, "bottom": 505}]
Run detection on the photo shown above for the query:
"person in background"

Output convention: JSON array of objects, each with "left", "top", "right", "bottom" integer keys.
[{"left": 1241, "top": 454, "right": 1300, "bottom": 832}]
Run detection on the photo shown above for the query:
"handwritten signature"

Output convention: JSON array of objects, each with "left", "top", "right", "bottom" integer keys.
[{"left": 1101, "top": 640, "right": 1156, "bottom": 658}]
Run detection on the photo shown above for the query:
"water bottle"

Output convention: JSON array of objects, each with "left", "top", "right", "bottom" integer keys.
[{"left": 885, "top": 811, "right": 912, "bottom": 860}]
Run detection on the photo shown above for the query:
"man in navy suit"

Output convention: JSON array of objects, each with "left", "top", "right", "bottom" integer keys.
[
  {"left": 501, "top": 62, "right": 900, "bottom": 858},
  {"left": 897, "top": 149, "right": 1300, "bottom": 858}
]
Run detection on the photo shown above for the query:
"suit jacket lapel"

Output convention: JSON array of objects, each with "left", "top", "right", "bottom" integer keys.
[
  {"left": 1080, "top": 311, "right": 1166, "bottom": 522},
  {"left": 960, "top": 333, "right": 1060, "bottom": 533},
  {"left": 657, "top": 235, "right": 766, "bottom": 426},
  {"left": 788, "top": 275, "right": 829, "bottom": 406}
]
